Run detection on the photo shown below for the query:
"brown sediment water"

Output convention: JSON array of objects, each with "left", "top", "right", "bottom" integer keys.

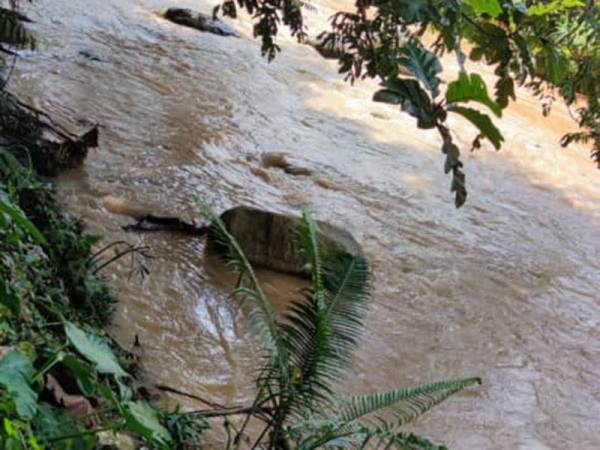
[{"left": 11, "top": 0, "right": 600, "bottom": 448}]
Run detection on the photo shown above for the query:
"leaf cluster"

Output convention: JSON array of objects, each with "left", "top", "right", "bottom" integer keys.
[{"left": 216, "top": 0, "right": 600, "bottom": 207}]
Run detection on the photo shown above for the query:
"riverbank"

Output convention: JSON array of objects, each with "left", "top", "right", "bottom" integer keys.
[{"left": 0, "top": 92, "right": 205, "bottom": 449}]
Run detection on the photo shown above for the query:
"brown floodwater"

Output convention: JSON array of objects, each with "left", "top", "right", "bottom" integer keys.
[{"left": 11, "top": 0, "right": 600, "bottom": 448}]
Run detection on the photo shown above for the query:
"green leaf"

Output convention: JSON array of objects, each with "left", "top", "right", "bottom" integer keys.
[
  {"left": 448, "top": 105, "right": 504, "bottom": 149},
  {"left": 398, "top": 43, "right": 443, "bottom": 97},
  {"left": 0, "top": 191, "right": 46, "bottom": 244},
  {"left": 33, "top": 403, "right": 95, "bottom": 449},
  {"left": 0, "top": 278, "right": 20, "bottom": 316},
  {"left": 528, "top": 0, "right": 584, "bottom": 16},
  {"left": 466, "top": 0, "right": 502, "bottom": 18},
  {"left": 64, "top": 321, "right": 128, "bottom": 378},
  {"left": 339, "top": 377, "right": 481, "bottom": 427},
  {"left": 446, "top": 72, "right": 502, "bottom": 117},
  {"left": 442, "top": 142, "right": 461, "bottom": 174},
  {"left": 373, "top": 89, "right": 403, "bottom": 105},
  {"left": 451, "top": 166, "right": 467, "bottom": 208},
  {"left": 62, "top": 354, "right": 96, "bottom": 397},
  {"left": 0, "top": 351, "right": 37, "bottom": 419},
  {"left": 374, "top": 78, "right": 437, "bottom": 129},
  {"left": 124, "top": 401, "right": 172, "bottom": 446}
]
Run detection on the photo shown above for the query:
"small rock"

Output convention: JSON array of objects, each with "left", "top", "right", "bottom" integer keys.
[
  {"left": 261, "top": 151, "right": 290, "bottom": 170},
  {"left": 261, "top": 152, "right": 313, "bottom": 177},
  {"left": 250, "top": 166, "right": 272, "bottom": 183},
  {"left": 284, "top": 166, "right": 312, "bottom": 176},
  {"left": 162, "top": 8, "right": 239, "bottom": 37},
  {"left": 370, "top": 111, "right": 391, "bottom": 120},
  {"left": 314, "top": 177, "right": 339, "bottom": 190}
]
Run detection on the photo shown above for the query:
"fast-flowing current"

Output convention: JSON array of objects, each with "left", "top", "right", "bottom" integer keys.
[{"left": 11, "top": 0, "right": 600, "bottom": 448}]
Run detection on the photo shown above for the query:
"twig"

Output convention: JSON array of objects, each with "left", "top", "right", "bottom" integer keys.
[
  {"left": 92, "top": 245, "right": 151, "bottom": 274},
  {"left": 155, "top": 384, "right": 229, "bottom": 410}
]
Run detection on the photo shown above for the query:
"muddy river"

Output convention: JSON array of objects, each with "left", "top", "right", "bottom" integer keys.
[{"left": 11, "top": 0, "right": 600, "bottom": 448}]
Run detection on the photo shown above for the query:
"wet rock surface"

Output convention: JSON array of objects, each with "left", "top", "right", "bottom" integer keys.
[
  {"left": 162, "top": 8, "right": 239, "bottom": 37},
  {"left": 208, "top": 206, "right": 365, "bottom": 277}
]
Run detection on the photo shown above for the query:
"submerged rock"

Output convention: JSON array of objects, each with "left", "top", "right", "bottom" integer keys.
[
  {"left": 124, "top": 206, "right": 365, "bottom": 277},
  {"left": 261, "top": 152, "right": 313, "bottom": 176},
  {"left": 78, "top": 50, "right": 104, "bottom": 62},
  {"left": 161, "top": 8, "right": 239, "bottom": 37},
  {"left": 207, "top": 206, "right": 364, "bottom": 276}
]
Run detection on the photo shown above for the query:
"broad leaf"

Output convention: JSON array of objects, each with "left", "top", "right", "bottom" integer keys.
[
  {"left": 528, "top": 0, "right": 584, "bottom": 16},
  {"left": 398, "top": 44, "right": 442, "bottom": 97},
  {"left": 0, "top": 191, "right": 46, "bottom": 244},
  {"left": 466, "top": 0, "right": 502, "bottom": 18},
  {"left": 374, "top": 78, "right": 437, "bottom": 129},
  {"left": 448, "top": 105, "right": 504, "bottom": 149},
  {"left": 62, "top": 355, "right": 96, "bottom": 397},
  {"left": 372, "top": 89, "right": 403, "bottom": 105},
  {"left": 64, "top": 321, "right": 128, "bottom": 378},
  {"left": 0, "top": 350, "right": 37, "bottom": 419},
  {"left": 446, "top": 72, "right": 502, "bottom": 117},
  {"left": 124, "top": 401, "right": 172, "bottom": 446},
  {"left": 33, "top": 403, "right": 95, "bottom": 449}
]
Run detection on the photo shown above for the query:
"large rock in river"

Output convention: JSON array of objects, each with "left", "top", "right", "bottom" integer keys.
[
  {"left": 207, "top": 206, "right": 364, "bottom": 276},
  {"left": 161, "top": 8, "right": 239, "bottom": 37},
  {"left": 123, "top": 206, "right": 365, "bottom": 277}
]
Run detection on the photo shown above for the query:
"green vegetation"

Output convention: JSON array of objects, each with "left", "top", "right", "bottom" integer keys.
[
  {"left": 217, "top": 0, "right": 600, "bottom": 207},
  {"left": 0, "top": 149, "right": 208, "bottom": 449},
  {"left": 8, "top": 0, "right": 595, "bottom": 448},
  {"left": 184, "top": 206, "right": 481, "bottom": 448},
  {"left": 0, "top": 6, "right": 206, "bottom": 447}
]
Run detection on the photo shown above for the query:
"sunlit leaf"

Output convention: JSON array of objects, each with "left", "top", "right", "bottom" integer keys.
[
  {"left": 446, "top": 73, "right": 502, "bottom": 117},
  {"left": 64, "top": 321, "right": 128, "bottom": 378},
  {"left": 448, "top": 105, "right": 504, "bottom": 149},
  {"left": 466, "top": 0, "right": 502, "bottom": 18}
]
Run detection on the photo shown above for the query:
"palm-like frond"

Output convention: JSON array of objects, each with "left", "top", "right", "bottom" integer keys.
[
  {"left": 282, "top": 210, "right": 373, "bottom": 415},
  {"left": 294, "top": 378, "right": 479, "bottom": 449},
  {"left": 0, "top": 7, "right": 35, "bottom": 49},
  {"left": 323, "top": 251, "right": 371, "bottom": 364},
  {"left": 200, "top": 204, "right": 287, "bottom": 373},
  {"left": 296, "top": 206, "right": 324, "bottom": 298},
  {"left": 339, "top": 377, "right": 481, "bottom": 428},
  {"left": 361, "top": 430, "right": 448, "bottom": 450}
]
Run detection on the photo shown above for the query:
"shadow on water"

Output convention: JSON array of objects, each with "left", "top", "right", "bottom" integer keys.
[{"left": 11, "top": 0, "right": 600, "bottom": 448}]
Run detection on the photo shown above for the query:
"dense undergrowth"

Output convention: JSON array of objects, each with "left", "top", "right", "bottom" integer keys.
[{"left": 0, "top": 130, "right": 206, "bottom": 448}]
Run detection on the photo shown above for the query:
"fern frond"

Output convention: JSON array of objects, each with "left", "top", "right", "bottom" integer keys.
[
  {"left": 323, "top": 251, "right": 371, "bottom": 359},
  {"left": 339, "top": 377, "right": 481, "bottom": 428},
  {"left": 297, "top": 206, "right": 324, "bottom": 298},
  {"left": 282, "top": 213, "right": 372, "bottom": 416},
  {"left": 0, "top": 7, "right": 35, "bottom": 49},
  {"left": 366, "top": 430, "right": 448, "bottom": 450}
]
